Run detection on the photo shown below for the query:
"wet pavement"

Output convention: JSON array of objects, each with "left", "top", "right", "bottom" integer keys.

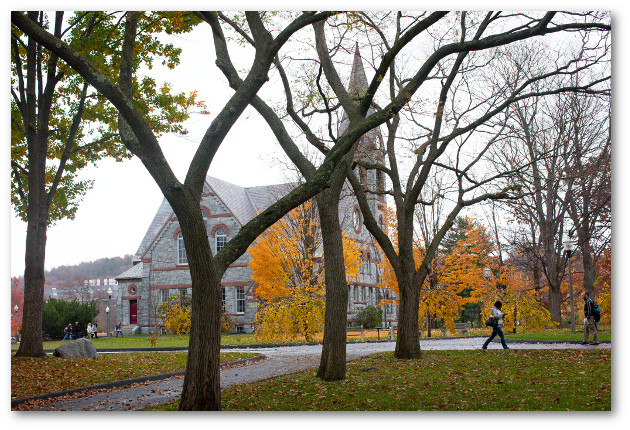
[{"left": 12, "top": 338, "right": 610, "bottom": 411}]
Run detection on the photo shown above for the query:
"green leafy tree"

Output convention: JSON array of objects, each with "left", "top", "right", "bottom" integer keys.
[{"left": 11, "top": 11, "right": 202, "bottom": 358}]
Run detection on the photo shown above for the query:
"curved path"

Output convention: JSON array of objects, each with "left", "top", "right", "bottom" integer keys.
[{"left": 13, "top": 338, "right": 610, "bottom": 411}]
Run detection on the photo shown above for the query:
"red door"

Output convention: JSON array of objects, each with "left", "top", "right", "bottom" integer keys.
[{"left": 129, "top": 300, "right": 137, "bottom": 325}]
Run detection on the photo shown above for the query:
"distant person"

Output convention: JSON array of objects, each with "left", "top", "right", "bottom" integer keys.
[
  {"left": 63, "top": 324, "right": 73, "bottom": 340},
  {"left": 115, "top": 322, "right": 124, "bottom": 337},
  {"left": 73, "top": 321, "right": 83, "bottom": 339},
  {"left": 92, "top": 322, "right": 98, "bottom": 338},
  {"left": 87, "top": 323, "right": 93, "bottom": 338},
  {"left": 582, "top": 291, "right": 599, "bottom": 345},
  {"left": 482, "top": 301, "right": 509, "bottom": 350}
]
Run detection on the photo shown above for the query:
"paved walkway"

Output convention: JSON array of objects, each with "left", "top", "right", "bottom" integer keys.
[{"left": 13, "top": 338, "right": 610, "bottom": 411}]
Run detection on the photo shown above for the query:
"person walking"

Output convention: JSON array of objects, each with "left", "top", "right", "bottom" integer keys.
[
  {"left": 62, "top": 323, "right": 73, "bottom": 340},
  {"left": 92, "top": 322, "right": 98, "bottom": 339},
  {"left": 115, "top": 322, "right": 124, "bottom": 337},
  {"left": 482, "top": 301, "right": 509, "bottom": 349},
  {"left": 73, "top": 321, "right": 83, "bottom": 339},
  {"left": 87, "top": 323, "right": 93, "bottom": 338},
  {"left": 581, "top": 291, "right": 599, "bottom": 345}
]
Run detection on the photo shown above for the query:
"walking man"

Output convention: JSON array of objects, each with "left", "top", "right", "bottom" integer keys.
[{"left": 581, "top": 291, "right": 599, "bottom": 345}]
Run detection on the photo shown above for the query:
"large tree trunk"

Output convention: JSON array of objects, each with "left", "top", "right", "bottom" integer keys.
[
  {"left": 15, "top": 208, "right": 48, "bottom": 358},
  {"left": 547, "top": 279, "right": 562, "bottom": 324},
  {"left": 316, "top": 182, "right": 348, "bottom": 381},
  {"left": 14, "top": 12, "right": 49, "bottom": 359},
  {"left": 395, "top": 275, "right": 422, "bottom": 359},
  {"left": 176, "top": 205, "right": 222, "bottom": 411}
]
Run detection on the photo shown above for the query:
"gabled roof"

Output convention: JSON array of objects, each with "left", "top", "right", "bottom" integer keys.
[
  {"left": 134, "top": 198, "right": 173, "bottom": 261},
  {"left": 132, "top": 176, "right": 294, "bottom": 262}
]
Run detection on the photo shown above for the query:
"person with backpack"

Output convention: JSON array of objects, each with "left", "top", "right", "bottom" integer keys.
[
  {"left": 482, "top": 300, "right": 509, "bottom": 350},
  {"left": 582, "top": 291, "right": 599, "bottom": 345},
  {"left": 62, "top": 323, "right": 73, "bottom": 340}
]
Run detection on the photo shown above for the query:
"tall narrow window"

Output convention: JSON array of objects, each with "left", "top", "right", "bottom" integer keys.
[
  {"left": 236, "top": 287, "right": 245, "bottom": 313},
  {"left": 221, "top": 287, "right": 226, "bottom": 312},
  {"left": 177, "top": 232, "right": 188, "bottom": 265},
  {"left": 376, "top": 169, "right": 384, "bottom": 192},
  {"left": 161, "top": 289, "right": 170, "bottom": 303},
  {"left": 215, "top": 228, "right": 227, "bottom": 254}
]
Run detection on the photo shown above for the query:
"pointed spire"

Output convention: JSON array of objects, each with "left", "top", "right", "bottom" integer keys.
[{"left": 348, "top": 43, "right": 368, "bottom": 100}]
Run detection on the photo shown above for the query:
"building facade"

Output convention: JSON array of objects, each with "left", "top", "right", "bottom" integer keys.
[{"left": 115, "top": 47, "right": 398, "bottom": 334}]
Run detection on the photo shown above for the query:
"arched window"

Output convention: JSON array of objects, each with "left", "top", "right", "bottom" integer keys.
[
  {"left": 215, "top": 228, "right": 227, "bottom": 254},
  {"left": 177, "top": 232, "right": 188, "bottom": 265},
  {"left": 376, "top": 169, "right": 384, "bottom": 192}
]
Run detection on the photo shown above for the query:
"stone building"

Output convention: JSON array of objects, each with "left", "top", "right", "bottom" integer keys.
[{"left": 115, "top": 46, "right": 398, "bottom": 334}]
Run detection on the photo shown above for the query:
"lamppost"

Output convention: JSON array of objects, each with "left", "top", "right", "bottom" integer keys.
[
  {"left": 483, "top": 268, "right": 492, "bottom": 302},
  {"left": 563, "top": 238, "right": 576, "bottom": 333},
  {"left": 107, "top": 287, "right": 112, "bottom": 338},
  {"left": 106, "top": 306, "right": 110, "bottom": 338},
  {"left": 13, "top": 305, "right": 19, "bottom": 342}
]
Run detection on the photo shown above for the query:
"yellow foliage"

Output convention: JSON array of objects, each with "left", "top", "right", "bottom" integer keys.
[
  {"left": 248, "top": 200, "right": 361, "bottom": 340},
  {"left": 481, "top": 264, "right": 557, "bottom": 332},
  {"left": 157, "top": 296, "right": 191, "bottom": 338}
]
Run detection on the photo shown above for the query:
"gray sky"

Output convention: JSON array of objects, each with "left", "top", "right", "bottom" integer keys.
[{"left": 7, "top": 5, "right": 626, "bottom": 281}]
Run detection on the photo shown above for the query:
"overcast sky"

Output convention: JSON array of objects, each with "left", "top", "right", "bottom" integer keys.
[
  {"left": 8, "top": 14, "right": 289, "bottom": 277},
  {"left": 7, "top": 5, "right": 627, "bottom": 281}
]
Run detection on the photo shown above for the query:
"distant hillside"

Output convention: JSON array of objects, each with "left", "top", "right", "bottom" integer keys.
[{"left": 44, "top": 255, "right": 134, "bottom": 286}]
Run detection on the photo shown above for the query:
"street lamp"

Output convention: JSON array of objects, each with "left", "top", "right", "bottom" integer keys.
[
  {"left": 107, "top": 287, "right": 112, "bottom": 338},
  {"left": 106, "top": 306, "right": 110, "bottom": 339},
  {"left": 13, "top": 305, "right": 18, "bottom": 342},
  {"left": 563, "top": 238, "right": 576, "bottom": 333},
  {"left": 483, "top": 268, "right": 492, "bottom": 302}
]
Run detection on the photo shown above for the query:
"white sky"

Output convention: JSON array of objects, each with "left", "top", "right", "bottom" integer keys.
[{"left": 8, "top": 16, "right": 288, "bottom": 276}]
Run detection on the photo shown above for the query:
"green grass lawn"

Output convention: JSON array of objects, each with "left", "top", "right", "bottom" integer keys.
[
  {"left": 148, "top": 349, "right": 610, "bottom": 411},
  {"left": 13, "top": 327, "right": 609, "bottom": 352},
  {"left": 10, "top": 351, "right": 258, "bottom": 399}
]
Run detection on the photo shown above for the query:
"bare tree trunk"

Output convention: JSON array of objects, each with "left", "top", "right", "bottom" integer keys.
[
  {"left": 15, "top": 21, "right": 49, "bottom": 357},
  {"left": 177, "top": 208, "right": 222, "bottom": 411},
  {"left": 547, "top": 279, "right": 562, "bottom": 324},
  {"left": 395, "top": 274, "right": 421, "bottom": 359},
  {"left": 15, "top": 205, "right": 48, "bottom": 358},
  {"left": 316, "top": 186, "right": 348, "bottom": 381}
]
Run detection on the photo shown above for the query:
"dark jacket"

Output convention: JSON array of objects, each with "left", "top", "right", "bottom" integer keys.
[{"left": 584, "top": 298, "right": 595, "bottom": 318}]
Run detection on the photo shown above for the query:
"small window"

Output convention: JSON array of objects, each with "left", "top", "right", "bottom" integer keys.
[
  {"left": 352, "top": 207, "right": 362, "bottom": 232},
  {"left": 177, "top": 232, "right": 188, "bottom": 265},
  {"left": 161, "top": 289, "right": 169, "bottom": 303},
  {"left": 215, "top": 228, "right": 227, "bottom": 254},
  {"left": 179, "top": 289, "right": 187, "bottom": 297},
  {"left": 236, "top": 287, "right": 245, "bottom": 313},
  {"left": 376, "top": 169, "right": 384, "bottom": 192},
  {"left": 221, "top": 287, "right": 226, "bottom": 312},
  {"left": 236, "top": 325, "right": 245, "bottom": 334}
]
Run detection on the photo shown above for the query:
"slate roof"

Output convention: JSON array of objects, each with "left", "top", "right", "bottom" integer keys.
[
  {"left": 116, "top": 262, "right": 144, "bottom": 280},
  {"left": 131, "top": 176, "right": 294, "bottom": 262}
]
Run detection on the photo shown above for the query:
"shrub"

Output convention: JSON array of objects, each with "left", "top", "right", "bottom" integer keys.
[{"left": 356, "top": 305, "right": 383, "bottom": 329}]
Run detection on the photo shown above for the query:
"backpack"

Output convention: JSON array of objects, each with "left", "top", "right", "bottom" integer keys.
[{"left": 593, "top": 303, "right": 601, "bottom": 323}]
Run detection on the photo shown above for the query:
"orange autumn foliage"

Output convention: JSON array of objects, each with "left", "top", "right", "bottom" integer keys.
[{"left": 248, "top": 200, "right": 361, "bottom": 341}]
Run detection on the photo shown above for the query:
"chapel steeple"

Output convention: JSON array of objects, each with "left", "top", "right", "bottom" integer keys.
[{"left": 338, "top": 45, "right": 386, "bottom": 208}]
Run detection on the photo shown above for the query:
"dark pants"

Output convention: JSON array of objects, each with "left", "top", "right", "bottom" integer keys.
[{"left": 482, "top": 326, "right": 509, "bottom": 349}]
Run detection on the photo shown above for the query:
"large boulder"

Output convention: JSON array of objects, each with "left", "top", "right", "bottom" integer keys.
[{"left": 53, "top": 338, "right": 99, "bottom": 359}]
